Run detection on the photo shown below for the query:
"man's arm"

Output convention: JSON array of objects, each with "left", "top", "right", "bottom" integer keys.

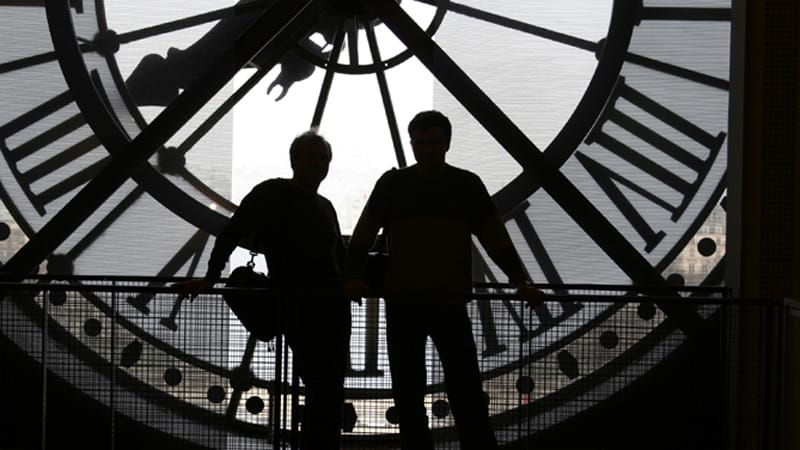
[
  {"left": 203, "top": 218, "right": 247, "bottom": 283},
  {"left": 475, "top": 213, "right": 544, "bottom": 306},
  {"left": 343, "top": 210, "right": 382, "bottom": 298},
  {"left": 175, "top": 189, "right": 260, "bottom": 297}
]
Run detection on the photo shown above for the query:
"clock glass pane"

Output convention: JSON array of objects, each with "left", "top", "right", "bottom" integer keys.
[{"left": 0, "top": 0, "right": 732, "bottom": 444}]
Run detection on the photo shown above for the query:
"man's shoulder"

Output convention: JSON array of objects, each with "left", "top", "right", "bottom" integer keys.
[
  {"left": 379, "top": 165, "right": 476, "bottom": 181},
  {"left": 444, "top": 164, "right": 485, "bottom": 187},
  {"left": 373, "top": 167, "right": 407, "bottom": 188},
  {"left": 379, "top": 166, "right": 405, "bottom": 179},
  {"left": 250, "top": 178, "right": 287, "bottom": 192},
  {"left": 239, "top": 179, "right": 288, "bottom": 205},
  {"left": 445, "top": 164, "right": 479, "bottom": 178}
]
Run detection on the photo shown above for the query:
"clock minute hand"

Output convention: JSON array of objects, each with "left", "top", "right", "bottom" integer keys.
[
  {"left": 415, "top": 0, "right": 598, "bottom": 53},
  {"left": 1, "top": 0, "right": 328, "bottom": 277},
  {"left": 368, "top": 0, "right": 706, "bottom": 337}
]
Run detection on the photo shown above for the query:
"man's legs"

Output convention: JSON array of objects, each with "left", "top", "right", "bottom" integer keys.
[
  {"left": 286, "top": 299, "right": 351, "bottom": 450},
  {"left": 385, "top": 302, "right": 435, "bottom": 450},
  {"left": 430, "top": 304, "right": 499, "bottom": 450}
]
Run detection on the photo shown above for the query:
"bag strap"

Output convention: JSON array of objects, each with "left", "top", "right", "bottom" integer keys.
[
  {"left": 371, "top": 229, "right": 389, "bottom": 254},
  {"left": 247, "top": 232, "right": 263, "bottom": 269},
  {"left": 246, "top": 250, "right": 258, "bottom": 269}
]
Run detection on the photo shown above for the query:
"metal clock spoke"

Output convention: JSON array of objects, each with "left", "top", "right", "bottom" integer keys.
[
  {"left": 61, "top": 185, "right": 144, "bottom": 263},
  {"left": 311, "top": 23, "right": 346, "bottom": 128},
  {"left": 625, "top": 51, "right": 729, "bottom": 91},
  {"left": 0, "top": 49, "right": 82, "bottom": 75},
  {"left": 171, "top": 58, "right": 277, "bottom": 158},
  {"left": 364, "top": 20, "right": 407, "bottom": 168},
  {"left": 371, "top": 0, "right": 546, "bottom": 170},
  {"left": 291, "top": 0, "right": 447, "bottom": 75},
  {"left": 346, "top": 18, "right": 360, "bottom": 65}
]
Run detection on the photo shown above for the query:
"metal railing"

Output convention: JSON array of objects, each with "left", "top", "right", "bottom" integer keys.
[{"left": 1, "top": 276, "right": 763, "bottom": 449}]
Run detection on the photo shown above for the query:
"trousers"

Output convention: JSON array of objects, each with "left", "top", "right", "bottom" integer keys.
[
  {"left": 385, "top": 300, "right": 498, "bottom": 450},
  {"left": 284, "top": 297, "right": 351, "bottom": 450}
]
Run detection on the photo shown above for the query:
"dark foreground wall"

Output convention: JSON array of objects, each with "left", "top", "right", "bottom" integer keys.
[
  {"left": 2, "top": 313, "right": 727, "bottom": 450},
  {"left": 519, "top": 314, "right": 727, "bottom": 450},
  {"left": 0, "top": 334, "right": 205, "bottom": 450}
]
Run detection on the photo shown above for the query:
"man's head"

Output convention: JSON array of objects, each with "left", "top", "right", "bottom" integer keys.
[
  {"left": 408, "top": 110, "right": 451, "bottom": 172},
  {"left": 408, "top": 110, "right": 452, "bottom": 146},
  {"left": 290, "top": 130, "right": 332, "bottom": 190}
]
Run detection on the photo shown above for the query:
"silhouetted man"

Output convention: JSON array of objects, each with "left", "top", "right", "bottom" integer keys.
[
  {"left": 180, "top": 130, "right": 350, "bottom": 450},
  {"left": 345, "top": 111, "right": 543, "bottom": 450}
]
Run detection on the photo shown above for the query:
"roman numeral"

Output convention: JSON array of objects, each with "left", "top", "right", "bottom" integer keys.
[
  {"left": 636, "top": 6, "right": 730, "bottom": 22},
  {"left": 578, "top": 77, "right": 725, "bottom": 252},
  {"left": 473, "top": 203, "right": 582, "bottom": 358},
  {"left": 0, "top": 91, "right": 109, "bottom": 215},
  {"left": 0, "top": 1, "right": 83, "bottom": 12}
]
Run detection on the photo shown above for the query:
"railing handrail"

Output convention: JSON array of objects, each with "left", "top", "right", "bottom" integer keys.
[{"left": 0, "top": 275, "right": 733, "bottom": 304}]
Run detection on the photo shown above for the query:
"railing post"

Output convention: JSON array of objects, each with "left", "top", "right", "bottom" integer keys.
[
  {"left": 40, "top": 284, "right": 48, "bottom": 450},
  {"left": 272, "top": 332, "right": 283, "bottom": 449},
  {"left": 110, "top": 280, "right": 117, "bottom": 450},
  {"left": 291, "top": 353, "right": 300, "bottom": 450}
]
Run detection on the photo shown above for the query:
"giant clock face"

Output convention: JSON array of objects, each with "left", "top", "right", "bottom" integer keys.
[{"left": 0, "top": 0, "right": 731, "bottom": 447}]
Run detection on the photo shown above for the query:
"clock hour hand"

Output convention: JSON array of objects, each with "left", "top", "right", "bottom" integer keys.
[{"left": 125, "top": 0, "right": 337, "bottom": 106}]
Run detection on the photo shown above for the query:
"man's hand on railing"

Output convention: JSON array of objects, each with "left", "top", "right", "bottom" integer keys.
[
  {"left": 515, "top": 282, "right": 545, "bottom": 308},
  {"left": 172, "top": 278, "right": 214, "bottom": 301},
  {"left": 343, "top": 277, "right": 368, "bottom": 301}
]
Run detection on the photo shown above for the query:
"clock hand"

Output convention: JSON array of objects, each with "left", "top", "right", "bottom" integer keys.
[
  {"left": 1, "top": 0, "right": 327, "bottom": 277},
  {"left": 125, "top": 0, "right": 336, "bottom": 106},
  {"left": 115, "top": 1, "right": 268, "bottom": 45},
  {"left": 415, "top": 0, "right": 598, "bottom": 53},
  {"left": 124, "top": 1, "right": 265, "bottom": 106},
  {"left": 0, "top": 2, "right": 261, "bottom": 76},
  {"left": 63, "top": 1, "right": 333, "bottom": 230},
  {"left": 369, "top": 0, "right": 706, "bottom": 337}
]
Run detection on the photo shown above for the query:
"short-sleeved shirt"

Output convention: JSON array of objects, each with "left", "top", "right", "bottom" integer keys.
[{"left": 365, "top": 165, "right": 496, "bottom": 297}]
